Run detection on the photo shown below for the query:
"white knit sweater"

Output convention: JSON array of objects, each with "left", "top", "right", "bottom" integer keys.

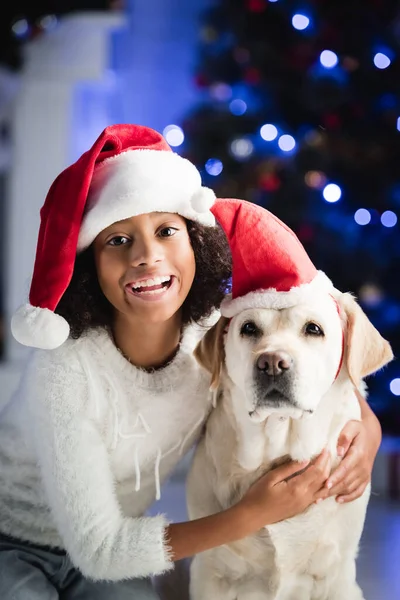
[{"left": 0, "top": 324, "right": 212, "bottom": 580}]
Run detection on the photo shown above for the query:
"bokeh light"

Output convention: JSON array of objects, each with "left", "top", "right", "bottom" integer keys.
[
  {"left": 229, "top": 99, "right": 247, "bottom": 115},
  {"left": 374, "top": 52, "right": 391, "bottom": 69},
  {"left": 390, "top": 378, "right": 400, "bottom": 396},
  {"left": 354, "top": 208, "right": 371, "bottom": 225},
  {"left": 292, "top": 14, "right": 310, "bottom": 31},
  {"left": 230, "top": 138, "right": 254, "bottom": 159},
  {"left": 278, "top": 134, "right": 296, "bottom": 152},
  {"left": 305, "top": 171, "right": 327, "bottom": 189},
  {"left": 260, "top": 124, "right": 278, "bottom": 141},
  {"left": 320, "top": 50, "right": 338, "bottom": 69},
  {"left": 11, "top": 19, "right": 29, "bottom": 38},
  {"left": 163, "top": 125, "right": 184, "bottom": 147},
  {"left": 39, "top": 14, "right": 58, "bottom": 31},
  {"left": 322, "top": 183, "right": 342, "bottom": 202},
  {"left": 381, "top": 210, "right": 397, "bottom": 227},
  {"left": 359, "top": 283, "right": 384, "bottom": 307},
  {"left": 205, "top": 158, "right": 223, "bottom": 176},
  {"left": 210, "top": 82, "right": 232, "bottom": 101}
]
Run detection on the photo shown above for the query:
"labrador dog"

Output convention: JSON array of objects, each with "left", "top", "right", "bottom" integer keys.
[{"left": 187, "top": 290, "right": 392, "bottom": 600}]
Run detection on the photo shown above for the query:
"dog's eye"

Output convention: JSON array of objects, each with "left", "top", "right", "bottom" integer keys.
[
  {"left": 304, "top": 322, "right": 324, "bottom": 336},
  {"left": 240, "top": 321, "right": 260, "bottom": 337}
]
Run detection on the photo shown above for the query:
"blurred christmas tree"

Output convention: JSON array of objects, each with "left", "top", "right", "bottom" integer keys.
[{"left": 180, "top": 0, "right": 400, "bottom": 433}]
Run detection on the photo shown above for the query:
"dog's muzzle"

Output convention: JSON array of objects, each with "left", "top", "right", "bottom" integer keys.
[{"left": 253, "top": 351, "right": 297, "bottom": 409}]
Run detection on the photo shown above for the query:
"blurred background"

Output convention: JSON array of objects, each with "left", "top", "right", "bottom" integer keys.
[{"left": 0, "top": 1, "right": 399, "bottom": 597}]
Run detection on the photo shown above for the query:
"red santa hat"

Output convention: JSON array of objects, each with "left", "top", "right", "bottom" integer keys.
[
  {"left": 211, "top": 198, "right": 333, "bottom": 317},
  {"left": 11, "top": 124, "right": 216, "bottom": 350}
]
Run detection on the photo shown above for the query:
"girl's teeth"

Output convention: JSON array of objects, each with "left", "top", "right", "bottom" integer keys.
[
  {"left": 132, "top": 276, "right": 171, "bottom": 289},
  {"left": 138, "top": 288, "right": 165, "bottom": 295}
]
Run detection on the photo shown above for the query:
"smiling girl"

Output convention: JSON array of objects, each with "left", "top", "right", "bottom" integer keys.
[{"left": 0, "top": 125, "right": 381, "bottom": 599}]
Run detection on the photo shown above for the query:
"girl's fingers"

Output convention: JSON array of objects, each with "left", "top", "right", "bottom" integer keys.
[
  {"left": 325, "top": 448, "right": 358, "bottom": 490},
  {"left": 336, "top": 421, "right": 360, "bottom": 457},
  {"left": 270, "top": 459, "right": 310, "bottom": 486},
  {"left": 301, "top": 450, "right": 331, "bottom": 490},
  {"left": 336, "top": 482, "right": 368, "bottom": 504},
  {"left": 328, "top": 475, "right": 361, "bottom": 497}
]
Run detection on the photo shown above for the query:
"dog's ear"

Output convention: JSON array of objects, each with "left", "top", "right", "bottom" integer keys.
[
  {"left": 194, "top": 317, "right": 229, "bottom": 389},
  {"left": 336, "top": 291, "right": 393, "bottom": 386}
]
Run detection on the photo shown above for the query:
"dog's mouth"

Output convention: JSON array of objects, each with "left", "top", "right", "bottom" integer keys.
[
  {"left": 249, "top": 388, "right": 314, "bottom": 419},
  {"left": 263, "top": 388, "right": 289, "bottom": 403}
]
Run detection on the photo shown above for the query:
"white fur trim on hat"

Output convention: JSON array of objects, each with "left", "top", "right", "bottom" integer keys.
[
  {"left": 77, "top": 149, "right": 216, "bottom": 251},
  {"left": 221, "top": 271, "right": 334, "bottom": 318},
  {"left": 11, "top": 304, "right": 70, "bottom": 350},
  {"left": 190, "top": 187, "right": 215, "bottom": 214}
]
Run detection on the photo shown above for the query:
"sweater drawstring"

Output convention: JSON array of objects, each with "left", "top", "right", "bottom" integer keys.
[
  {"left": 119, "top": 412, "right": 151, "bottom": 440},
  {"left": 134, "top": 445, "right": 141, "bottom": 492},
  {"left": 109, "top": 407, "right": 205, "bottom": 502},
  {"left": 135, "top": 412, "right": 205, "bottom": 501},
  {"left": 123, "top": 412, "right": 152, "bottom": 495},
  {"left": 154, "top": 448, "right": 162, "bottom": 501}
]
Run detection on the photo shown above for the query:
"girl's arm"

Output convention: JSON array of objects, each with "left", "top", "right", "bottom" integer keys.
[
  {"left": 31, "top": 356, "right": 173, "bottom": 581},
  {"left": 325, "top": 389, "right": 381, "bottom": 502}
]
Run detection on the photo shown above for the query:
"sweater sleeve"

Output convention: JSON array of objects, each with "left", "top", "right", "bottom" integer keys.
[{"left": 28, "top": 352, "right": 174, "bottom": 581}]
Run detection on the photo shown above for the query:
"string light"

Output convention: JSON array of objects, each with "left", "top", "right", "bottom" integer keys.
[
  {"left": 373, "top": 52, "right": 391, "bottom": 69},
  {"left": 210, "top": 83, "right": 232, "bottom": 101},
  {"left": 359, "top": 283, "right": 384, "bottom": 307},
  {"left": 322, "top": 183, "right": 342, "bottom": 202},
  {"left": 320, "top": 50, "right": 338, "bottom": 69},
  {"left": 162, "top": 125, "right": 184, "bottom": 147},
  {"left": 292, "top": 14, "right": 310, "bottom": 31},
  {"left": 38, "top": 14, "right": 58, "bottom": 31},
  {"left": 11, "top": 18, "right": 29, "bottom": 38},
  {"left": 390, "top": 379, "right": 400, "bottom": 396},
  {"left": 354, "top": 209, "right": 371, "bottom": 225},
  {"left": 229, "top": 99, "right": 247, "bottom": 116},
  {"left": 381, "top": 211, "right": 397, "bottom": 227},
  {"left": 305, "top": 171, "right": 326, "bottom": 189},
  {"left": 230, "top": 138, "right": 254, "bottom": 159},
  {"left": 278, "top": 134, "right": 296, "bottom": 152},
  {"left": 205, "top": 158, "right": 223, "bottom": 176},
  {"left": 260, "top": 124, "right": 278, "bottom": 141}
]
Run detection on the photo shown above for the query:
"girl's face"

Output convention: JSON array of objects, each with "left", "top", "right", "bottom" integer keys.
[{"left": 93, "top": 212, "right": 196, "bottom": 325}]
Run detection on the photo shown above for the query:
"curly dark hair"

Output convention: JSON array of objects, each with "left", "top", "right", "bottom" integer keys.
[{"left": 55, "top": 220, "right": 232, "bottom": 338}]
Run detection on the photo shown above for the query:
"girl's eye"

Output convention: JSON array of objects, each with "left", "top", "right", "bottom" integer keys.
[
  {"left": 304, "top": 322, "right": 324, "bottom": 337},
  {"left": 159, "top": 227, "right": 178, "bottom": 238},
  {"left": 107, "top": 236, "right": 130, "bottom": 247}
]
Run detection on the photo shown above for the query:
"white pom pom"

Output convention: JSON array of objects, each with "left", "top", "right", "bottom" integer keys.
[
  {"left": 11, "top": 304, "right": 70, "bottom": 350},
  {"left": 190, "top": 187, "right": 216, "bottom": 214}
]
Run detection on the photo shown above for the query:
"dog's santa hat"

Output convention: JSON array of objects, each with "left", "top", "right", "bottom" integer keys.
[
  {"left": 11, "top": 124, "right": 216, "bottom": 350},
  {"left": 211, "top": 198, "right": 333, "bottom": 317}
]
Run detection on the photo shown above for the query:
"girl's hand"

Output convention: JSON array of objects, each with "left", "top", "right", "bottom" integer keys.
[
  {"left": 238, "top": 450, "right": 331, "bottom": 530},
  {"left": 169, "top": 450, "right": 331, "bottom": 560},
  {"left": 325, "top": 420, "right": 375, "bottom": 503}
]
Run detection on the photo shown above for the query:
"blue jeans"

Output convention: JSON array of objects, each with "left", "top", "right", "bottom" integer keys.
[{"left": 0, "top": 533, "right": 160, "bottom": 599}]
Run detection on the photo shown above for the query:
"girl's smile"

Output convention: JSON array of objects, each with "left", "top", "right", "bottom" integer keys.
[{"left": 125, "top": 274, "right": 176, "bottom": 302}]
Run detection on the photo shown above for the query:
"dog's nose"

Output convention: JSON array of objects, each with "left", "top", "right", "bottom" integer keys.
[{"left": 256, "top": 351, "right": 293, "bottom": 376}]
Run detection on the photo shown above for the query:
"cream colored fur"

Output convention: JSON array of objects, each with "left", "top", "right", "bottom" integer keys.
[{"left": 187, "top": 291, "right": 393, "bottom": 600}]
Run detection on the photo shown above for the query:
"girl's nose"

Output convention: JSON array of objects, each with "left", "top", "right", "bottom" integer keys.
[{"left": 129, "top": 238, "right": 164, "bottom": 267}]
